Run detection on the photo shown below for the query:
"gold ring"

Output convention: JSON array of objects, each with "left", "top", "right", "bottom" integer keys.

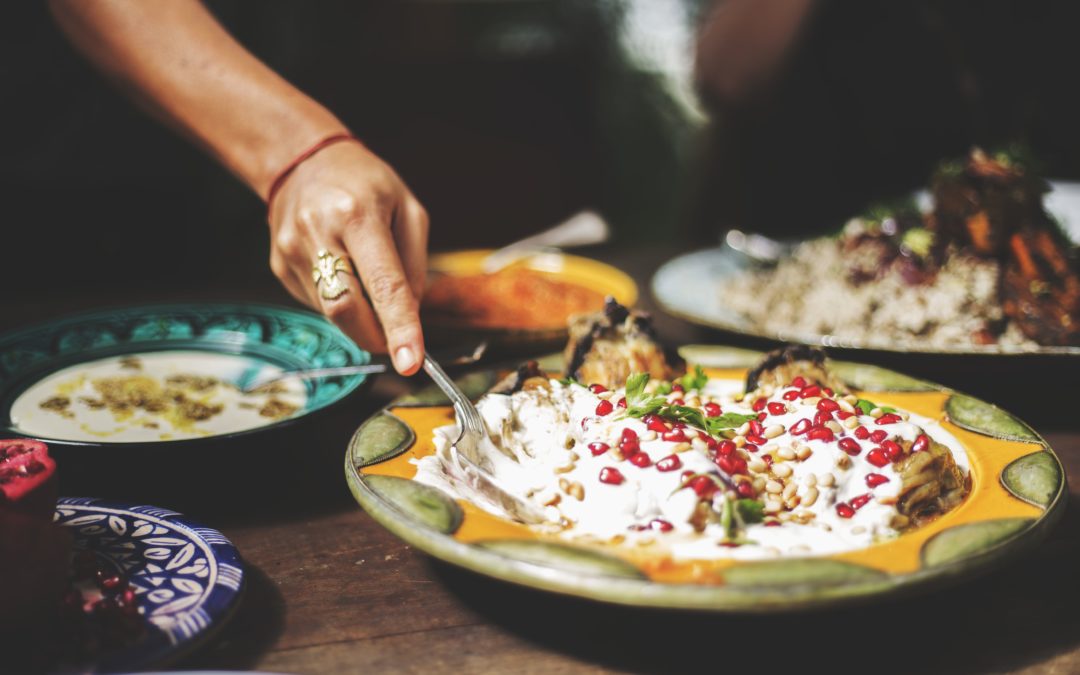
[{"left": 311, "top": 249, "right": 354, "bottom": 300}]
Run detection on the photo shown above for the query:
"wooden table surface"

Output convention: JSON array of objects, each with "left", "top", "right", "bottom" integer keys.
[{"left": 7, "top": 247, "right": 1080, "bottom": 675}]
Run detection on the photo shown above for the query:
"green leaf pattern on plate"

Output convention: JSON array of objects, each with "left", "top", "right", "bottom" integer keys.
[
  {"left": 476, "top": 540, "right": 645, "bottom": 579},
  {"left": 362, "top": 474, "right": 464, "bottom": 535},
  {"left": 1001, "top": 451, "right": 1062, "bottom": 508},
  {"left": 722, "top": 559, "right": 887, "bottom": 587},
  {"left": 830, "top": 361, "right": 938, "bottom": 392},
  {"left": 921, "top": 518, "right": 1033, "bottom": 568},
  {"left": 677, "top": 345, "right": 764, "bottom": 369},
  {"left": 945, "top": 394, "right": 1040, "bottom": 442},
  {"left": 349, "top": 412, "right": 415, "bottom": 468}
]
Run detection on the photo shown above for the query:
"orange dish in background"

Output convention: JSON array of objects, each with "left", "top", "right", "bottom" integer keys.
[{"left": 423, "top": 267, "right": 606, "bottom": 330}]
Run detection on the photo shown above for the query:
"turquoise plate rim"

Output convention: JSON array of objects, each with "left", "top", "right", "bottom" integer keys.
[{"left": 0, "top": 302, "right": 372, "bottom": 447}]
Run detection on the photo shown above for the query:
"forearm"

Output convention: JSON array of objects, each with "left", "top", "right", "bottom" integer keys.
[{"left": 49, "top": 0, "right": 347, "bottom": 199}]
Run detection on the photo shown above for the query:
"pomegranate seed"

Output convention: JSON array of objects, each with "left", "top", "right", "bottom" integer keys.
[
  {"left": 656, "top": 455, "right": 682, "bottom": 472},
  {"left": 782, "top": 390, "right": 800, "bottom": 401},
  {"left": 838, "top": 438, "right": 861, "bottom": 455},
  {"left": 870, "top": 429, "right": 888, "bottom": 443},
  {"left": 629, "top": 452, "right": 652, "bottom": 468},
  {"left": 790, "top": 419, "right": 811, "bottom": 435},
  {"left": 599, "top": 467, "right": 625, "bottom": 485},
  {"left": 817, "top": 399, "right": 840, "bottom": 412},
  {"left": 697, "top": 431, "right": 710, "bottom": 441},
  {"left": 749, "top": 419, "right": 764, "bottom": 436},
  {"left": 595, "top": 400, "right": 614, "bottom": 416},
  {"left": 791, "top": 376, "right": 807, "bottom": 388},
  {"left": 649, "top": 519, "right": 674, "bottom": 532},
  {"left": 736, "top": 481, "right": 756, "bottom": 498},
  {"left": 757, "top": 412, "right": 768, "bottom": 422},
  {"left": 588, "top": 384, "right": 607, "bottom": 394},
  {"left": 705, "top": 437, "right": 718, "bottom": 450},
  {"left": 912, "top": 434, "right": 930, "bottom": 453},
  {"left": 761, "top": 454, "right": 774, "bottom": 466},
  {"left": 670, "top": 398, "right": 685, "bottom": 406},
  {"left": 716, "top": 440, "right": 736, "bottom": 456},
  {"left": 865, "top": 473, "right": 890, "bottom": 488},
  {"left": 876, "top": 413, "right": 901, "bottom": 425},
  {"left": 621, "top": 440, "right": 640, "bottom": 457},
  {"left": 767, "top": 402, "right": 786, "bottom": 415},
  {"left": 850, "top": 493, "right": 872, "bottom": 510},
  {"left": 681, "top": 470, "right": 695, "bottom": 481},
  {"left": 644, "top": 414, "right": 669, "bottom": 433},
  {"left": 673, "top": 421, "right": 687, "bottom": 430},
  {"left": 824, "top": 387, "right": 834, "bottom": 397},
  {"left": 588, "top": 442, "right": 609, "bottom": 456},
  {"left": 718, "top": 455, "right": 747, "bottom": 475},
  {"left": 617, "top": 397, "right": 628, "bottom": 409},
  {"left": 662, "top": 429, "right": 688, "bottom": 443},
  {"left": 743, "top": 443, "right": 759, "bottom": 454},
  {"left": 745, "top": 434, "right": 766, "bottom": 446},
  {"left": 836, "top": 503, "right": 855, "bottom": 518},
  {"left": 704, "top": 402, "right": 722, "bottom": 417},
  {"left": 753, "top": 397, "right": 767, "bottom": 412},
  {"left": 671, "top": 383, "right": 684, "bottom": 393},
  {"left": 814, "top": 410, "right": 834, "bottom": 426},
  {"left": 881, "top": 440, "right": 903, "bottom": 460},
  {"left": 799, "top": 385, "right": 821, "bottom": 399},
  {"left": 688, "top": 475, "right": 716, "bottom": 497},
  {"left": 866, "top": 448, "right": 889, "bottom": 467},
  {"left": 854, "top": 426, "right": 870, "bottom": 440},
  {"left": 621, "top": 428, "right": 638, "bottom": 444},
  {"left": 836, "top": 410, "right": 854, "bottom": 420},
  {"left": 806, "top": 427, "right": 835, "bottom": 442},
  {"left": 764, "top": 520, "right": 781, "bottom": 527},
  {"left": 98, "top": 573, "right": 126, "bottom": 593}
]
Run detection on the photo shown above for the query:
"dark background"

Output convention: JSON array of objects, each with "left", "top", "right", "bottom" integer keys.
[{"left": 2, "top": 0, "right": 1080, "bottom": 301}]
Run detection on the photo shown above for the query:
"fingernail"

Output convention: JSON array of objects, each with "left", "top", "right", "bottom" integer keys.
[{"left": 394, "top": 346, "right": 417, "bottom": 373}]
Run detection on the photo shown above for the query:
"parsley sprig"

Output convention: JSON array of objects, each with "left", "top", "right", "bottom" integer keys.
[
  {"left": 622, "top": 372, "right": 755, "bottom": 437},
  {"left": 855, "top": 398, "right": 896, "bottom": 416}
]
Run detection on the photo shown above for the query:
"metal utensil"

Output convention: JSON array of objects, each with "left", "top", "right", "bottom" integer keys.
[
  {"left": 724, "top": 229, "right": 795, "bottom": 265},
  {"left": 238, "top": 364, "right": 387, "bottom": 393},
  {"left": 482, "top": 210, "right": 610, "bottom": 274},
  {"left": 422, "top": 353, "right": 547, "bottom": 524}
]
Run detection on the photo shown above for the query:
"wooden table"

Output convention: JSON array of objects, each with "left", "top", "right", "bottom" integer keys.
[{"left": 6, "top": 247, "right": 1080, "bottom": 674}]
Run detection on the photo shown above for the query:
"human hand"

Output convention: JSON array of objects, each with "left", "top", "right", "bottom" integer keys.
[{"left": 267, "top": 140, "right": 429, "bottom": 375}]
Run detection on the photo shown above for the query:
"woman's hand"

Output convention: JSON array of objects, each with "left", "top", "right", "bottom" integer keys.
[{"left": 268, "top": 140, "right": 429, "bottom": 375}]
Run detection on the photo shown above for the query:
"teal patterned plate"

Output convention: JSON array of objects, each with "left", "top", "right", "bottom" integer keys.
[{"left": 0, "top": 304, "right": 371, "bottom": 447}]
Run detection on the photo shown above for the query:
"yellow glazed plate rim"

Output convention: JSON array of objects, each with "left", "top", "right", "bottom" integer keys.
[{"left": 345, "top": 346, "right": 1066, "bottom": 612}]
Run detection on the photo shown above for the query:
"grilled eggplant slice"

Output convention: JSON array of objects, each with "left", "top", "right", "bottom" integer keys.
[
  {"left": 563, "top": 298, "right": 672, "bottom": 390},
  {"left": 744, "top": 345, "right": 846, "bottom": 394}
]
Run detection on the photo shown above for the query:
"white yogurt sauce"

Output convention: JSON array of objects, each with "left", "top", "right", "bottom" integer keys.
[
  {"left": 10, "top": 351, "right": 307, "bottom": 442},
  {"left": 415, "top": 376, "right": 969, "bottom": 560}
]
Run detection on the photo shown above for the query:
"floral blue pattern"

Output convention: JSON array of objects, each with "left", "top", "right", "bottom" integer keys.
[{"left": 54, "top": 497, "right": 244, "bottom": 672}]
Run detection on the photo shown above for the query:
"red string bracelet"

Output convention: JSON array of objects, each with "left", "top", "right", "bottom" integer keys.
[{"left": 265, "top": 132, "right": 360, "bottom": 216}]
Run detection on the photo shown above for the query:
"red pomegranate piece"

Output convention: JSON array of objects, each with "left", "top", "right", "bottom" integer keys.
[
  {"left": 0, "top": 439, "right": 57, "bottom": 519},
  {"left": 656, "top": 455, "right": 682, "bottom": 472}
]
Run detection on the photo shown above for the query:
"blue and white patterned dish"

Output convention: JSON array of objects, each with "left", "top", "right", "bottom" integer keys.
[{"left": 54, "top": 497, "right": 244, "bottom": 673}]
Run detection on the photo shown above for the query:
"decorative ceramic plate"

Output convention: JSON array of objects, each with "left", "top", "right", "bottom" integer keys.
[
  {"left": 345, "top": 347, "right": 1065, "bottom": 611},
  {"left": 423, "top": 249, "right": 638, "bottom": 350},
  {"left": 652, "top": 181, "right": 1080, "bottom": 356},
  {"left": 55, "top": 497, "right": 244, "bottom": 672},
  {"left": 0, "top": 304, "right": 372, "bottom": 446}
]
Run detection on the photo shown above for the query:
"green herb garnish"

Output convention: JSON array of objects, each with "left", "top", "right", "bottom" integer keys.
[
  {"left": 855, "top": 398, "right": 896, "bottom": 416},
  {"left": 678, "top": 366, "right": 708, "bottom": 392}
]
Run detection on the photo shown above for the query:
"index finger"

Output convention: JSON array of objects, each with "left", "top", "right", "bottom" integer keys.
[{"left": 343, "top": 217, "right": 425, "bottom": 376}]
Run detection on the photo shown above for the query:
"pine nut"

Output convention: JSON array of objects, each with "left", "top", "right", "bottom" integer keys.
[
  {"left": 802, "top": 486, "right": 819, "bottom": 506},
  {"left": 748, "top": 458, "right": 768, "bottom": 473},
  {"left": 851, "top": 526, "right": 867, "bottom": 535},
  {"left": 777, "top": 447, "right": 796, "bottom": 461},
  {"left": 558, "top": 479, "right": 569, "bottom": 492},
  {"left": 837, "top": 399, "right": 856, "bottom": 413},
  {"left": 843, "top": 416, "right": 859, "bottom": 430},
  {"left": 782, "top": 482, "right": 798, "bottom": 500},
  {"left": 785, "top": 496, "right": 801, "bottom": 510},
  {"left": 803, "top": 396, "right": 821, "bottom": 406},
  {"left": 765, "top": 480, "right": 784, "bottom": 494},
  {"left": 772, "top": 463, "right": 793, "bottom": 478},
  {"left": 817, "top": 472, "right": 836, "bottom": 487},
  {"left": 843, "top": 394, "right": 859, "bottom": 405},
  {"left": 736, "top": 422, "right": 751, "bottom": 436},
  {"left": 764, "top": 499, "right": 782, "bottom": 513},
  {"left": 673, "top": 442, "right": 692, "bottom": 453},
  {"left": 870, "top": 407, "right": 884, "bottom": 419},
  {"left": 764, "top": 424, "right": 785, "bottom": 439},
  {"left": 642, "top": 430, "right": 658, "bottom": 441},
  {"left": 803, "top": 474, "right": 817, "bottom": 487},
  {"left": 825, "top": 420, "right": 844, "bottom": 434},
  {"left": 691, "top": 438, "right": 707, "bottom": 452},
  {"left": 752, "top": 476, "right": 767, "bottom": 492},
  {"left": 835, "top": 454, "right": 851, "bottom": 470},
  {"left": 567, "top": 482, "right": 585, "bottom": 501},
  {"left": 733, "top": 435, "right": 746, "bottom": 448},
  {"left": 796, "top": 445, "right": 813, "bottom": 461},
  {"left": 761, "top": 443, "right": 779, "bottom": 454}
]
